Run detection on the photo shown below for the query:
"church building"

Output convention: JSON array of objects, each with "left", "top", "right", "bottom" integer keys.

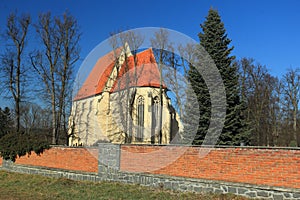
[{"left": 68, "top": 45, "right": 181, "bottom": 146}]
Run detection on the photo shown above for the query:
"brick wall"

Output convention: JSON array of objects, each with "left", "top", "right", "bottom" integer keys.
[
  {"left": 15, "top": 146, "right": 98, "bottom": 173},
  {"left": 120, "top": 145, "right": 300, "bottom": 189},
  {"left": 2, "top": 145, "right": 300, "bottom": 190}
]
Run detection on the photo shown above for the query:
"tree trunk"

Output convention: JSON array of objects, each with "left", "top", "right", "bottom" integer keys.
[{"left": 51, "top": 91, "right": 57, "bottom": 144}]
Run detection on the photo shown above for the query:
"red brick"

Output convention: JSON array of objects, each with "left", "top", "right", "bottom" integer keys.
[
  {"left": 120, "top": 145, "right": 300, "bottom": 189},
  {"left": 15, "top": 147, "right": 98, "bottom": 173},
  {"left": 6, "top": 145, "right": 300, "bottom": 190}
]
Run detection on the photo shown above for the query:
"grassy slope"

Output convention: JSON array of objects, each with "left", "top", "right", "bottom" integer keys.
[{"left": 0, "top": 170, "right": 251, "bottom": 200}]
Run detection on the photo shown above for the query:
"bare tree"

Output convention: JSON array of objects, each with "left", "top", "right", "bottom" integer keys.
[
  {"left": 150, "top": 29, "right": 195, "bottom": 143},
  {"left": 150, "top": 28, "right": 170, "bottom": 144},
  {"left": 20, "top": 102, "right": 51, "bottom": 134},
  {"left": 31, "top": 12, "right": 80, "bottom": 144},
  {"left": 282, "top": 68, "right": 300, "bottom": 146},
  {"left": 271, "top": 79, "right": 284, "bottom": 146},
  {"left": 238, "top": 58, "right": 300, "bottom": 147},
  {"left": 20, "top": 102, "right": 39, "bottom": 133},
  {"left": 237, "top": 58, "right": 278, "bottom": 146},
  {"left": 55, "top": 13, "right": 81, "bottom": 144},
  {"left": 174, "top": 43, "right": 198, "bottom": 119},
  {"left": 1, "top": 13, "right": 31, "bottom": 133},
  {"left": 109, "top": 30, "right": 144, "bottom": 143}
]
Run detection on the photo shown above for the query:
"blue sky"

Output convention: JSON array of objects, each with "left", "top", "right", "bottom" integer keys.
[
  {"left": 1, "top": 0, "right": 300, "bottom": 106},
  {"left": 1, "top": 0, "right": 300, "bottom": 76}
]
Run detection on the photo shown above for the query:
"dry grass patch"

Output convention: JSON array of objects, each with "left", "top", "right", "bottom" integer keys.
[{"left": 0, "top": 170, "right": 252, "bottom": 200}]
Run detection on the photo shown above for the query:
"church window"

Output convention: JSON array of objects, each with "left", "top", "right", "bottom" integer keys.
[
  {"left": 136, "top": 96, "right": 144, "bottom": 141},
  {"left": 153, "top": 96, "right": 160, "bottom": 129}
]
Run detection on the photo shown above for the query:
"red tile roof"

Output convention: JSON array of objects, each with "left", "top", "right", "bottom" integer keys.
[
  {"left": 74, "top": 49, "right": 120, "bottom": 101},
  {"left": 110, "top": 48, "right": 166, "bottom": 92},
  {"left": 74, "top": 48, "right": 165, "bottom": 101}
]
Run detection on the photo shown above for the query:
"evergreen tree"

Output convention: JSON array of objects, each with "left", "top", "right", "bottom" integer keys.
[
  {"left": 0, "top": 106, "right": 50, "bottom": 162},
  {"left": 190, "top": 8, "right": 248, "bottom": 145},
  {"left": 0, "top": 107, "right": 13, "bottom": 139},
  {"left": 184, "top": 63, "right": 211, "bottom": 144}
]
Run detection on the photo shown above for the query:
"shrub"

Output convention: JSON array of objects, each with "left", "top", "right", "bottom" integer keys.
[
  {"left": 289, "top": 140, "right": 297, "bottom": 147},
  {"left": 0, "top": 131, "right": 50, "bottom": 162}
]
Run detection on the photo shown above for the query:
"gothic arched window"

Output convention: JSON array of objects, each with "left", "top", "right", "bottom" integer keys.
[
  {"left": 136, "top": 96, "right": 144, "bottom": 142},
  {"left": 153, "top": 96, "right": 160, "bottom": 130}
]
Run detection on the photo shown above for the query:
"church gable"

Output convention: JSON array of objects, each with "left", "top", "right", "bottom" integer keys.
[
  {"left": 74, "top": 49, "right": 120, "bottom": 101},
  {"left": 110, "top": 48, "right": 166, "bottom": 92}
]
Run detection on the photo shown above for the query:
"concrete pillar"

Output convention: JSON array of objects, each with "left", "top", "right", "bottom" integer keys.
[{"left": 98, "top": 143, "right": 120, "bottom": 174}]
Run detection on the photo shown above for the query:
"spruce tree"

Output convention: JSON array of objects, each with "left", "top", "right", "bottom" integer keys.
[
  {"left": 0, "top": 107, "right": 13, "bottom": 139},
  {"left": 193, "top": 8, "right": 248, "bottom": 145},
  {"left": 181, "top": 62, "right": 210, "bottom": 144}
]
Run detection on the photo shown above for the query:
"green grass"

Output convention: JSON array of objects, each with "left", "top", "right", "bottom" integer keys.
[{"left": 0, "top": 170, "right": 251, "bottom": 200}]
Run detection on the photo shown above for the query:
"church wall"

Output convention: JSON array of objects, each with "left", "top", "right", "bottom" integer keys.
[
  {"left": 69, "top": 86, "right": 180, "bottom": 146},
  {"left": 109, "top": 87, "right": 174, "bottom": 145},
  {"left": 69, "top": 94, "right": 109, "bottom": 146}
]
